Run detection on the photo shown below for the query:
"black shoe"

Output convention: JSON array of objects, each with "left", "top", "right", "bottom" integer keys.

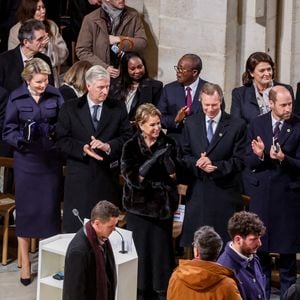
[{"left": 20, "top": 277, "right": 31, "bottom": 286}]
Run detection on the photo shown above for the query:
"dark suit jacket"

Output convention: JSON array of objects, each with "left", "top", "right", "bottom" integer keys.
[
  {"left": 0, "top": 46, "right": 54, "bottom": 93},
  {"left": 245, "top": 112, "right": 300, "bottom": 253},
  {"left": 180, "top": 111, "right": 246, "bottom": 245},
  {"left": 157, "top": 78, "right": 207, "bottom": 134},
  {"left": 231, "top": 82, "right": 295, "bottom": 124},
  {"left": 56, "top": 95, "right": 132, "bottom": 232}
]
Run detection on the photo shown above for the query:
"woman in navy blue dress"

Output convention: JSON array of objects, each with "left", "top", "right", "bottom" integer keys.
[{"left": 3, "top": 58, "right": 64, "bottom": 285}]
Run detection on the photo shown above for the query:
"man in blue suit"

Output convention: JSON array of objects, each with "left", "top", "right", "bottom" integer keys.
[
  {"left": 246, "top": 85, "right": 300, "bottom": 299},
  {"left": 157, "top": 53, "right": 206, "bottom": 145}
]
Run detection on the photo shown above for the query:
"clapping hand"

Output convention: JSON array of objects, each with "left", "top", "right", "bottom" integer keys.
[
  {"left": 251, "top": 136, "right": 265, "bottom": 159},
  {"left": 196, "top": 152, "right": 217, "bottom": 173}
]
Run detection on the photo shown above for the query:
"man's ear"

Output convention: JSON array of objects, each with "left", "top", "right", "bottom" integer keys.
[
  {"left": 193, "top": 247, "right": 200, "bottom": 259},
  {"left": 233, "top": 235, "right": 242, "bottom": 245}
]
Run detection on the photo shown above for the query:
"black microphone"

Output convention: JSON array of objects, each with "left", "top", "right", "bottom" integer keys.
[
  {"left": 115, "top": 229, "right": 128, "bottom": 254},
  {"left": 72, "top": 208, "right": 84, "bottom": 225}
]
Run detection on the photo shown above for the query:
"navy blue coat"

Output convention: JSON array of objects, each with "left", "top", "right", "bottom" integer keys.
[
  {"left": 231, "top": 82, "right": 295, "bottom": 125},
  {"left": 245, "top": 112, "right": 300, "bottom": 253},
  {"left": 2, "top": 82, "right": 64, "bottom": 237},
  {"left": 218, "top": 242, "right": 266, "bottom": 300},
  {"left": 180, "top": 112, "right": 246, "bottom": 246}
]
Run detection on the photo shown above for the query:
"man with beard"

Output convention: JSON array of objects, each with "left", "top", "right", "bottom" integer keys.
[
  {"left": 218, "top": 211, "right": 267, "bottom": 300},
  {"left": 244, "top": 85, "right": 300, "bottom": 299}
]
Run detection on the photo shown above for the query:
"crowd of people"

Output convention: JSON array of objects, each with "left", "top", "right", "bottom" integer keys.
[{"left": 0, "top": 1, "right": 300, "bottom": 300}]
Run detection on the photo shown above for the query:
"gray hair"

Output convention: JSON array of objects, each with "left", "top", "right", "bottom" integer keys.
[
  {"left": 193, "top": 226, "right": 223, "bottom": 261},
  {"left": 85, "top": 65, "right": 110, "bottom": 85},
  {"left": 18, "top": 19, "right": 45, "bottom": 45}
]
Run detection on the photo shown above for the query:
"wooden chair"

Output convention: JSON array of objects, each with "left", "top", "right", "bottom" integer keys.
[{"left": 0, "top": 157, "right": 15, "bottom": 265}]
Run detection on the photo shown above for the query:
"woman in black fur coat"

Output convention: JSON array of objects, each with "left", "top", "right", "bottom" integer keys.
[{"left": 121, "top": 103, "right": 178, "bottom": 300}]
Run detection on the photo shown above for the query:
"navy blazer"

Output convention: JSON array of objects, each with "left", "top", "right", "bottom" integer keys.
[
  {"left": 231, "top": 82, "right": 295, "bottom": 124},
  {"left": 0, "top": 46, "right": 54, "bottom": 93},
  {"left": 157, "top": 78, "right": 207, "bottom": 133}
]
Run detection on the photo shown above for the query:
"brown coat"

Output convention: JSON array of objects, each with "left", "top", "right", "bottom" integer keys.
[
  {"left": 76, "top": 6, "right": 147, "bottom": 67},
  {"left": 167, "top": 259, "right": 242, "bottom": 300}
]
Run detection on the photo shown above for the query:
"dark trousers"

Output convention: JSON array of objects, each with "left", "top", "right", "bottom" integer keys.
[{"left": 258, "top": 252, "right": 297, "bottom": 300}]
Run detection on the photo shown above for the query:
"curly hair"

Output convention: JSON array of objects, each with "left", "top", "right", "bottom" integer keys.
[{"left": 228, "top": 211, "right": 266, "bottom": 239}]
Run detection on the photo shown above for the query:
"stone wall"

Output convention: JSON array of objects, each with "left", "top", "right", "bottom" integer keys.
[{"left": 127, "top": 0, "right": 300, "bottom": 110}]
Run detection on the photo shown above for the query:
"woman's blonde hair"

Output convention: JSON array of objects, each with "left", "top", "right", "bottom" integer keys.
[
  {"left": 135, "top": 103, "right": 161, "bottom": 127},
  {"left": 63, "top": 60, "right": 92, "bottom": 93},
  {"left": 21, "top": 57, "right": 51, "bottom": 82}
]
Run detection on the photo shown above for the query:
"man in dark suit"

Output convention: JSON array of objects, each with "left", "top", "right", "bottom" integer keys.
[
  {"left": 63, "top": 200, "right": 119, "bottom": 300},
  {"left": 158, "top": 53, "right": 206, "bottom": 145},
  {"left": 0, "top": 19, "right": 54, "bottom": 94},
  {"left": 56, "top": 65, "right": 132, "bottom": 233},
  {"left": 180, "top": 83, "right": 246, "bottom": 246},
  {"left": 246, "top": 85, "right": 300, "bottom": 299}
]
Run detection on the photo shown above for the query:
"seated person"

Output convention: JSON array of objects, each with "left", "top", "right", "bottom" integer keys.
[
  {"left": 218, "top": 211, "right": 267, "bottom": 300},
  {"left": 167, "top": 225, "right": 242, "bottom": 300}
]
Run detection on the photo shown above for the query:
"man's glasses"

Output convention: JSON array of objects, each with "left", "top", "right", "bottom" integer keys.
[{"left": 174, "top": 66, "right": 194, "bottom": 73}]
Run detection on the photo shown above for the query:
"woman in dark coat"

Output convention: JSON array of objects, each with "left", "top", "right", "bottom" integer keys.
[
  {"left": 231, "top": 51, "right": 295, "bottom": 124},
  {"left": 109, "top": 52, "right": 163, "bottom": 122},
  {"left": 59, "top": 60, "right": 92, "bottom": 102},
  {"left": 2, "top": 58, "right": 64, "bottom": 285},
  {"left": 121, "top": 103, "right": 178, "bottom": 300}
]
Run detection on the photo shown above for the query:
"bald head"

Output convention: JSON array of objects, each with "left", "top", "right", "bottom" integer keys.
[
  {"left": 269, "top": 85, "right": 292, "bottom": 103},
  {"left": 269, "top": 86, "right": 293, "bottom": 120}
]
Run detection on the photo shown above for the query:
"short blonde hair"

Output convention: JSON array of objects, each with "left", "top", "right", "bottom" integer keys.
[
  {"left": 135, "top": 103, "right": 161, "bottom": 127},
  {"left": 21, "top": 57, "right": 50, "bottom": 82},
  {"left": 63, "top": 60, "right": 92, "bottom": 93}
]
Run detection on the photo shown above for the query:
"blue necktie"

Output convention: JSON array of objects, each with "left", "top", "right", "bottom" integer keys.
[
  {"left": 273, "top": 121, "right": 281, "bottom": 139},
  {"left": 207, "top": 119, "right": 214, "bottom": 143},
  {"left": 92, "top": 105, "right": 100, "bottom": 129}
]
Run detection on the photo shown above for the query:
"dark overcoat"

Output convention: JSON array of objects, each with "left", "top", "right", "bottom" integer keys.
[
  {"left": 245, "top": 112, "right": 300, "bottom": 253},
  {"left": 2, "top": 82, "right": 63, "bottom": 237},
  {"left": 231, "top": 82, "right": 295, "bottom": 124},
  {"left": 180, "top": 112, "right": 246, "bottom": 246},
  {"left": 63, "top": 228, "right": 116, "bottom": 300},
  {"left": 56, "top": 95, "right": 132, "bottom": 233}
]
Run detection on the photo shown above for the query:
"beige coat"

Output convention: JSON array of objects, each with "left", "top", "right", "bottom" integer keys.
[{"left": 76, "top": 6, "right": 147, "bottom": 68}]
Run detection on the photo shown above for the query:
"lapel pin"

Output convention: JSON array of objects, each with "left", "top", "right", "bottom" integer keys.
[
  {"left": 287, "top": 129, "right": 291, "bottom": 133},
  {"left": 219, "top": 133, "right": 223, "bottom": 137}
]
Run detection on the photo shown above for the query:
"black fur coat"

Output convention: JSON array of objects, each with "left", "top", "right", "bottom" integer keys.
[{"left": 121, "top": 131, "right": 178, "bottom": 219}]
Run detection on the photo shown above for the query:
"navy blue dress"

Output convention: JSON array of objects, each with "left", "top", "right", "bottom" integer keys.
[{"left": 3, "top": 83, "right": 64, "bottom": 238}]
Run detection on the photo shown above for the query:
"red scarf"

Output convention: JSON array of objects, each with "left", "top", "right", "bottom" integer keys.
[{"left": 86, "top": 220, "right": 113, "bottom": 300}]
